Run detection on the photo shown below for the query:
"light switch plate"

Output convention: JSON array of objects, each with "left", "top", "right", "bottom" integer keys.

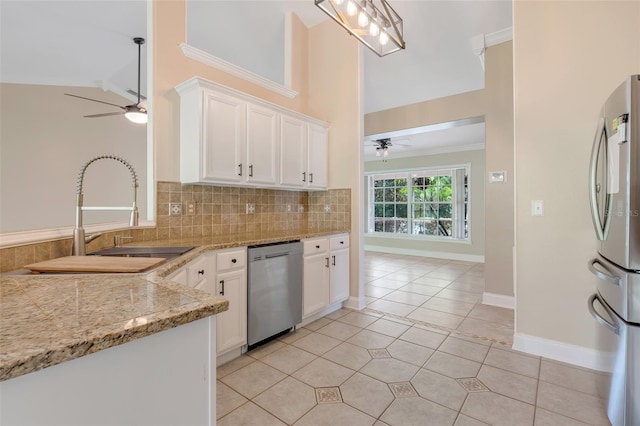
[
  {"left": 532, "top": 200, "right": 544, "bottom": 216},
  {"left": 489, "top": 171, "right": 506, "bottom": 183}
]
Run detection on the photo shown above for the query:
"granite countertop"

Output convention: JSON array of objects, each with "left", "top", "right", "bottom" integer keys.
[{"left": 0, "top": 228, "right": 348, "bottom": 382}]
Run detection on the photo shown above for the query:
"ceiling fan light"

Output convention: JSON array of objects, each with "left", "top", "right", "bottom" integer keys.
[{"left": 125, "top": 111, "right": 147, "bottom": 124}]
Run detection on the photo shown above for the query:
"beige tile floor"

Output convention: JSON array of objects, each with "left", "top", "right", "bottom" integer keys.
[{"left": 217, "top": 253, "right": 611, "bottom": 426}]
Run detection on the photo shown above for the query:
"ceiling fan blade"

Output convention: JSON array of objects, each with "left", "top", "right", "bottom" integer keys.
[
  {"left": 83, "top": 112, "right": 126, "bottom": 118},
  {"left": 65, "top": 93, "right": 126, "bottom": 110}
]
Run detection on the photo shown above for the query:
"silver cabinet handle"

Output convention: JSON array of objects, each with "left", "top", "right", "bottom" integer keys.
[
  {"left": 302, "top": 172, "right": 306, "bottom": 182},
  {"left": 309, "top": 173, "right": 314, "bottom": 183},
  {"left": 332, "top": 255, "right": 336, "bottom": 266},
  {"left": 238, "top": 164, "right": 243, "bottom": 176},
  {"left": 325, "top": 257, "right": 330, "bottom": 268},
  {"left": 588, "top": 258, "right": 621, "bottom": 286},
  {"left": 588, "top": 293, "right": 620, "bottom": 335},
  {"left": 219, "top": 280, "right": 225, "bottom": 296},
  {"left": 249, "top": 165, "right": 253, "bottom": 177}
]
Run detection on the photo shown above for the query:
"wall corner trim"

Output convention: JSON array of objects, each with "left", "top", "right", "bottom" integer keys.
[
  {"left": 482, "top": 292, "right": 514, "bottom": 309},
  {"left": 344, "top": 296, "right": 367, "bottom": 311},
  {"left": 179, "top": 43, "right": 299, "bottom": 99},
  {"left": 513, "top": 332, "right": 614, "bottom": 372}
]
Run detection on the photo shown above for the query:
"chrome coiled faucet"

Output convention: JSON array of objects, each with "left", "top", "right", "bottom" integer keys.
[{"left": 72, "top": 154, "right": 139, "bottom": 256}]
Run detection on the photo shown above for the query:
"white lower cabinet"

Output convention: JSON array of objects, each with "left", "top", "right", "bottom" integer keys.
[
  {"left": 215, "top": 248, "right": 247, "bottom": 355},
  {"left": 302, "top": 234, "right": 350, "bottom": 318},
  {"left": 168, "top": 248, "right": 247, "bottom": 356}
]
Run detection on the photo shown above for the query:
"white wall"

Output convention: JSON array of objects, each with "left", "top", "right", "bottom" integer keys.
[{"left": 513, "top": 1, "right": 640, "bottom": 364}]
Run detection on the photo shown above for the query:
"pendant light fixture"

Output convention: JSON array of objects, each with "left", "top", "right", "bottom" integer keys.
[{"left": 315, "top": 0, "right": 405, "bottom": 57}]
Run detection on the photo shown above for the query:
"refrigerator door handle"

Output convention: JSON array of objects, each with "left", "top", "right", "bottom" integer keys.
[
  {"left": 588, "top": 258, "right": 622, "bottom": 286},
  {"left": 588, "top": 293, "right": 620, "bottom": 335},
  {"left": 588, "top": 117, "right": 612, "bottom": 241}
]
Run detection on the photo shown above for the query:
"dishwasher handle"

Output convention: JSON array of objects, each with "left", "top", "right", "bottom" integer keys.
[
  {"left": 588, "top": 293, "right": 620, "bottom": 335},
  {"left": 265, "top": 252, "right": 289, "bottom": 259}
]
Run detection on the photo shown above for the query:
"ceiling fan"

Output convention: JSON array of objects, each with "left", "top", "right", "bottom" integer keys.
[
  {"left": 65, "top": 37, "right": 147, "bottom": 124},
  {"left": 368, "top": 138, "right": 410, "bottom": 158}
]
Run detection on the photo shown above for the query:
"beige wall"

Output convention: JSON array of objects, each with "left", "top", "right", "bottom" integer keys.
[
  {"left": 307, "top": 20, "right": 365, "bottom": 307},
  {"left": 513, "top": 1, "right": 640, "bottom": 350},
  {"left": 364, "top": 41, "right": 514, "bottom": 297},
  {"left": 153, "top": 0, "right": 310, "bottom": 182},
  {"left": 364, "top": 149, "right": 485, "bottom": 261}
]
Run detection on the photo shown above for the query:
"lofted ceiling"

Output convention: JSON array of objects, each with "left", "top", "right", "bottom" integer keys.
[{"left": 0, "top": 1, "right": 511, "bottom": 159}]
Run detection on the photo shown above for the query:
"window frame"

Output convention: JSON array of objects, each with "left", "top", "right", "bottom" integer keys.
[{"left": 365, "top": 164, "right": 471, "bottom": 242}]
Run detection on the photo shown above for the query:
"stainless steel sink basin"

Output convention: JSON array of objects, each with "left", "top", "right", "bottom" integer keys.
[{"left": 89, "top": 246, "right": 195, "bottom": 259}]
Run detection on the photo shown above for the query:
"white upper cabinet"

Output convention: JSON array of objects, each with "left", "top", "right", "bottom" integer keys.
[
  {"left": 246, "top": 103, "right": 278, "bottom": 186},
  {"left": 176, "top": 77, "right": 327, "bottom": 190},
  {"left": 280, "top": 115, "right": 329, "bottom": 189},
  {"left": 280, "top": 115, "right": 307, "bottom": 188},
  {"left": 202, "top": 91, "right": 246, "bottom": 183},
  {"left": 307, "top": 123, "right": 328, "bottom": 189}
]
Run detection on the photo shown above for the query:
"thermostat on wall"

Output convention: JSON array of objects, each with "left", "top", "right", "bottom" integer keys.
[{"left": 489, "top": 171, "right": 506, "bottom": 183}]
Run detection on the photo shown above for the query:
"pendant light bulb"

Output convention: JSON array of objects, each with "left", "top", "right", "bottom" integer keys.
[
  {"left": 383, "top": 147, "right": 389, "bottom": 157},
  {"left": 358, "top": 10, "right": 369, "bottom": 28},
  {"left": 335, "top": 0, "right": 344, "bottom": 4},
  {"left": 369, "top": 20, "right": 380, "bottom": 37},
  {"left": 346, "top": 1, "right": 357, "bottom": 16},
  {"left": 379, "top": 30, "right": 389, "bottom": 45},
  {"left": 376, "top": 148, "right": 381, "bottom": 157}
]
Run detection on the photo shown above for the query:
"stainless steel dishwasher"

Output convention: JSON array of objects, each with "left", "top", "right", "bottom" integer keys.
[{"left": 247, "top": 241, "right": 303, "bottom": 349}]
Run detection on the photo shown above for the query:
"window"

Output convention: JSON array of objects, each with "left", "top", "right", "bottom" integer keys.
[{"left": 367, "top": 166, "right": 469, "bottom": 240}]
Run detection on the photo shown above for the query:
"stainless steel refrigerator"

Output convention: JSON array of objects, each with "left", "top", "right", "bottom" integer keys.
[{"left": 588, "top": 74, "right": 639, "bottom": 426}]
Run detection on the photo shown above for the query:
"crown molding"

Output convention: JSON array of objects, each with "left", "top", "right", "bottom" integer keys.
[
  {"left": 485, "top": 27, "right": 513, "bottom": 47},
  {"left": 179, "top": 43, "right": 298, "bottom": 99}
]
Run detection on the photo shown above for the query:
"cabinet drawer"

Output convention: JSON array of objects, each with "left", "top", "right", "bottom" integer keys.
[
  {"left": 217, "top": 249, "right": 246, "bottom": 271},
  {"left": 187, "top": 255, "right": 210, "bottom": 288},
  {"left": 303, "top": 238, "right": 329, "bottom": 255},
  {"left": 330, "top": 234, "right": 349, "bottom": 250}
]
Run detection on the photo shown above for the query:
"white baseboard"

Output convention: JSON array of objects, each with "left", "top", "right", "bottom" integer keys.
[
  {"left": 364, "top": 245, "right": 484, "bottom": 263},
  {"left": 513, "top": 332, "right": 614, "bottom": 372},
  {"left": 344, "top": 295, "right": 366, "bottom": 311},
  {"left": 482, "top": 292, "right": 515, "bottom": 309}
]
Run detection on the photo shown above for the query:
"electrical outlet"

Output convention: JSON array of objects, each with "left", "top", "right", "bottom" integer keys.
[
  {"left": 169, "top": 203, "right": 182, "bottom": 216},
  {"left": 287, "top": 204, "right": 292, "bottom": 212},
  {"left": 298, "top": 204, "right": 305, "bottom": 213},
  {"left": 246, "top": 203, "right": 255, "bottom": 214},
  {"left": 532, "top": 200, "right": 544, "bottom": 216},
  {"left": 185, "top": 200, "right": 196, "bottom": 215},
  {"left": 324, "top": 204, "right": 331, "bottom": 213}
]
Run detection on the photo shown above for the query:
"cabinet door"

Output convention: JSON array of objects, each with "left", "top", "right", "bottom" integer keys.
[
  {"left": 216, "top": 269, "right": 247, "bottom": 354},
  {"left": 330, "top": 248, "right": 350, "bottom": 304},
  {"left": 280, "top": 115, "right": 307, "bottom": 187},
  {"left": 303, "top": 253, "right": 330, "bottom": 317},
  {"left": 202, "top": 91, "right": 245, "bottom": 183},
  {"left": 246, "top": 103, "right": 278, "bottom": 185},
  {"left": 307, "top": 123, "right": 328, "bottom": 189}
]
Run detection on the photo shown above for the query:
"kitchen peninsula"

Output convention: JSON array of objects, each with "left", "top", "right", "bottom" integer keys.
[{"left": 0, "top": 227, "right": 348, "bottom": 425}]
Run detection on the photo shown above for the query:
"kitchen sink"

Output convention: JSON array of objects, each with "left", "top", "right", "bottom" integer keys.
[{"left": 89, "top": 246, "right": 196, "bottom": 259}]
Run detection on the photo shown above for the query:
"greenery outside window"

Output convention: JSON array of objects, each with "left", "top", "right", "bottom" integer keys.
[{"left": 367, "top": 166, "right": 469, "bottom": 240}]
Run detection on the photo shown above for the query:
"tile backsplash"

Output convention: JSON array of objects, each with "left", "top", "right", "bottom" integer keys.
[{"left": 0, "top": 182, "right": 351, "bottom": 272}]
